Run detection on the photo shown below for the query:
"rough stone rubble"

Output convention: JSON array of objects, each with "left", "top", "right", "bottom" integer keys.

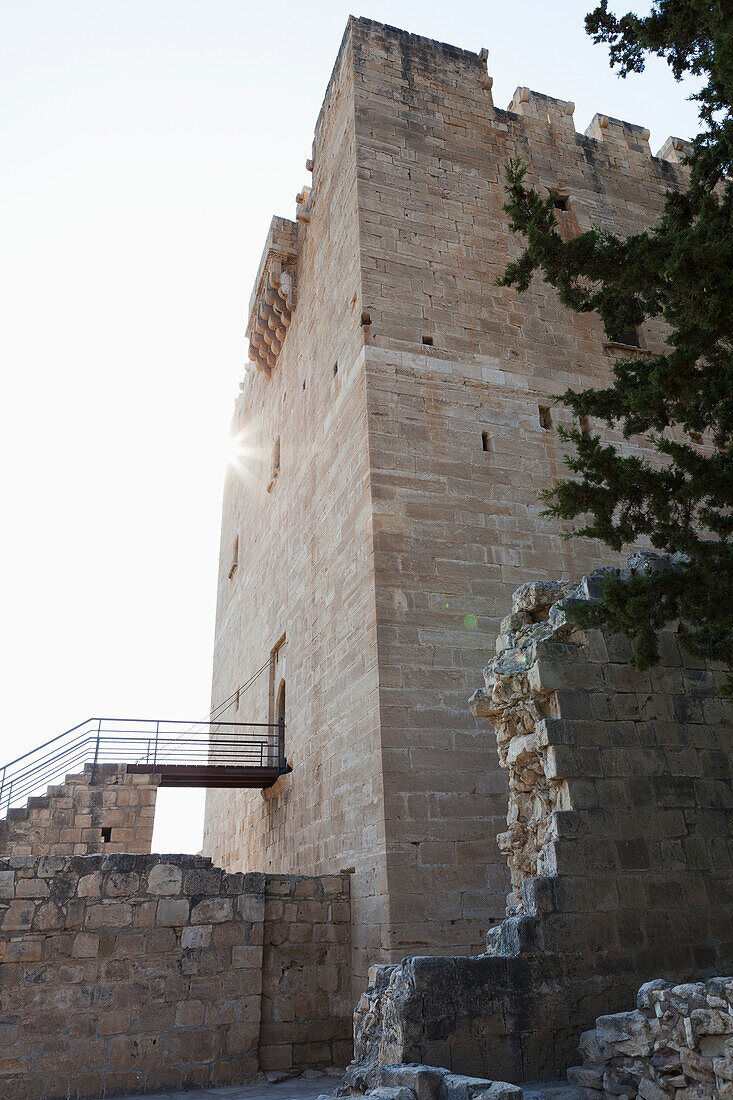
[
  {"left": 567, "top": 977, "right": 733, "bottom": 1098},
  {"left": 469, "top": 551, "right": 686, "bottom": 911},
  {"left": 333, "top": 1061, "right": 522, "bottom": 1100},
  {"left": 340, "top": 552, "right": 733, "bottom": 1094}
]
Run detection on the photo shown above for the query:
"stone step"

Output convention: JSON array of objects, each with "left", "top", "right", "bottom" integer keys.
[
  {"left": 26, "top": 795, "right": 50, "bottom": 811},
  {"left": 522, "top": 1084, "right": 594, "bottom": 1100}
]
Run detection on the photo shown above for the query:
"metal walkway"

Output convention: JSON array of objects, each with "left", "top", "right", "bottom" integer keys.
[{"left": 0, "top": 717, "right": 289, "bottom": 816}]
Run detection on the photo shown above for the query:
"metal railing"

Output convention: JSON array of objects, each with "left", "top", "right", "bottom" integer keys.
[{"left": 0, "top": 717, "right": 285, "bottom": 817}]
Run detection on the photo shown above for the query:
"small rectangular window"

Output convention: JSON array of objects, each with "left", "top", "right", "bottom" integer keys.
[
  {"left": 481, "top": 431, "right": 490, "bottom": 452},
  {"left": 553, "top": 195, "right": 569, "bottom": 211},
  {"left": 422, "top": 334, "right": 434, "bottom": 346},
  {"left": 613, "top": 326, "right": 641, "bottom": 348},
  {"left": 538, "top": 406, "right": 552, "bottom": 430},
  {"left": 101, "top": 827, "right": 112, "bottom": 843},
  {"left": 267, "top": 437, "right": 281, "bottom": 493},
  {"left": 579, "top": 416, "right": 590, "bottom": 437},
  {"left": 228, "top": 535, "right": 239, "bottom": 580}
]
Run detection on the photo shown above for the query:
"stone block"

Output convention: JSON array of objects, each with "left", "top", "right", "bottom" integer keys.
[
  {"left": 175, "top": 1000, "right": 206, "bottom": 1027},
  {"left": 181, "top": 923, "right": 212, "bottom": 949},
  {"left": 380, "top": 1063, "right": 446, "bottom": 1100},
  {"left": 155, "top": 898, "right": 190, "bottom": 926},
  {"left": 190, "top": 897, "right": 233, "bottom": 924},
  {"left": 147, "top": 863, "right": 183, "bottom": 895}
]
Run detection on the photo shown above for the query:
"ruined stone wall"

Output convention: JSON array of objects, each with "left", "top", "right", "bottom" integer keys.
[
  {"left": 0, "top": 856, "right": 352, "bottom": 1099},
  {"left": 201, "top": 19, "right": 387, "bottom": 999},
  {"left": 566, "top": 977, "right": 733, "bottom": 1098},
  {"left": 343, "top": 561, "right": 733, "bottom": 1086},
  {"left": 0, "top": 764, "right": 159, "bottom": 858}
]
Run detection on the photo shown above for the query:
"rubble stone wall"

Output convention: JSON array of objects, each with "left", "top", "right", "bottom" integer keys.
[
  {"left": 0, "top": 856, "right": 352, "bottom": 1099},
  {"left": 343, "top": 560, "right": 733, "bottom": 1087},
  {"left": 566, "top": 977, "right": 733, "bottom": 1098},
  {"left": 0, "top": 764, "right": 159, "bottom": 858}
]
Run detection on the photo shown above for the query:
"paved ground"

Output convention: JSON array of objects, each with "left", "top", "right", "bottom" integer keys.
[{"left": 105, "top": 1073, "right": 342, "bottom": 1100}]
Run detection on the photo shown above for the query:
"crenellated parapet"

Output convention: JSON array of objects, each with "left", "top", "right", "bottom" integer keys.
[
  {"left": 508, "top": 86, "right": 576, "bottom": 132},
  {"left": 656, "top": 134, "right": 693, "bottom": 163},
  {"left": 584, "top": 112, "right": 651, "bottom": 154},
  {"left": 246, "top": 216, "right": 299, "bottom": 377},
  {"left": 504, "top": 84, "right": 692, "bottom": 174}
]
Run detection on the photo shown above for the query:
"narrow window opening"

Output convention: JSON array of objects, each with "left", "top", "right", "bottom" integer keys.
[
  {"left": 613, "top": 326, "right": 641, "bottom": 348},
  {"left": 579, "top": 416, "right": 591, "bottom": 437},
  {"left": 101, "top": 827, "right": 112, "bottom": 844},
  {"left": 481, "top": 431, "right": 490, "bottom": 452},
  {"left": 228, "top": 535, "right": 239, "bottom": 580},
  {"left": 539, "top": 406, "right": 552, "bottom": 430},
  {"left": 275, "top": 679, "right": 286, "bottom": 771},
  {"left": 552, "top": 190, "right": 580, "bottom": 240},
  {"left": 302, "top": 379, "right": 306, "bottom": 391},
  {"left": 422, "top": 334, "right": 434, "bottom": 346},
  {"left": 267, "top": 437, "right": 281, "bottom": 493},
  {"left": 360, "top": 310, "right": 372, "bottom": 327},
  {"left": 269, "top": 635, "right": 287, "bottom": 770}
]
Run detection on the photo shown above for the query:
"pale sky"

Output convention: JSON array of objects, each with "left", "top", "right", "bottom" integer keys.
[{"left": 0, "top": 1, "right": 702, "bottom": 854}]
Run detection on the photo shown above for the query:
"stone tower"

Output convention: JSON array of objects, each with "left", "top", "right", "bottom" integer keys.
[{"left": 202, "top": 17, "right": 688, "bottom": 993}]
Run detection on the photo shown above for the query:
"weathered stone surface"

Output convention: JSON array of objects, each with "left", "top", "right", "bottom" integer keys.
[
  {"left": 345, "top": 560, "right": 733, "bottom": 1085},
  {"left": 0, "top": 763, "right": 159, "bottom": 858},
  {"left": 348, "top": 1064, "right": 524, "bottom": 1100},
  {"left": 0, "top": 856, "right": 352, "bottom": 1097},
  {"left": 565, "top": 977, "right": 733, "bottom": 1097},
  {"left": 147, "top": 862, "right": 183, "bottom": 895},
  {"left": 203, "top": 14, "right": 697, "bottom": 1005}
]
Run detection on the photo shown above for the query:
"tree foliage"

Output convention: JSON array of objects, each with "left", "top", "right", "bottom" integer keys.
[{"left": 498, "top": 0, "right": 733, "bottom": 690}]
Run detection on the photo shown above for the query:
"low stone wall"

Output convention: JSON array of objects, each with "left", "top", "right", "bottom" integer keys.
[
  {"left": 343, "top": 556, "right": 733, "bottom": 1086},
  {"left": 260, "top": 874, "right": 353, "bottom": 1072},
  {"left": 566, "top": 977, "right": 733, "bottom": 1098},
  {"left": 0, "top": 763, "right": 159, "bottom": 857},
  {"left": 0, "top": 855, "right": 352, "bottom": 1099}
]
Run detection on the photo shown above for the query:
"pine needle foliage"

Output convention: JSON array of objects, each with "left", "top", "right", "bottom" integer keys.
[{"left": 497, "top": 0, "right": 733, "bottom": 692}]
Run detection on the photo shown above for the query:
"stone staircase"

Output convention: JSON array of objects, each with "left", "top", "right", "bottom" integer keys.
[{"left": 0, "top": 762, "right": 159, "bottom": 857}]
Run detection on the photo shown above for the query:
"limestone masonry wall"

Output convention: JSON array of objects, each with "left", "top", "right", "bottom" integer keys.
[
  {"left": 344, "top": 558, "right": 733, "bottom": 1086},
  {"left": 0, "top": 856, "right": 351, "bottom": 1099},
  {"left": 202, "top": 17, "right": 387, "bottom": 1001},
  {"left": 205, "top": 14, "right": 698, "bottom": 994},
  {"left": 259, "top": 874, "right": 353, "bottom": 1073},
  {"left": 0, "top": 764, "right": 159, "bottom": 858}
]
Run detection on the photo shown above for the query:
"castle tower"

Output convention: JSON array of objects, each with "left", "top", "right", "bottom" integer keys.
[{"left": 202, "top": 18, "right": 688, "bottom": 994}]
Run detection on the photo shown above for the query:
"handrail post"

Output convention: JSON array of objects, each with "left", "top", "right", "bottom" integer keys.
[
  {"left": 91, "top": 720, "right": 101, "bottom": 785},
  {"left": 0, "top": 765, "right": 5, "bottom": 812},
  {"left": 153, "top": 721, "right": 159, "bottom": 770}
]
